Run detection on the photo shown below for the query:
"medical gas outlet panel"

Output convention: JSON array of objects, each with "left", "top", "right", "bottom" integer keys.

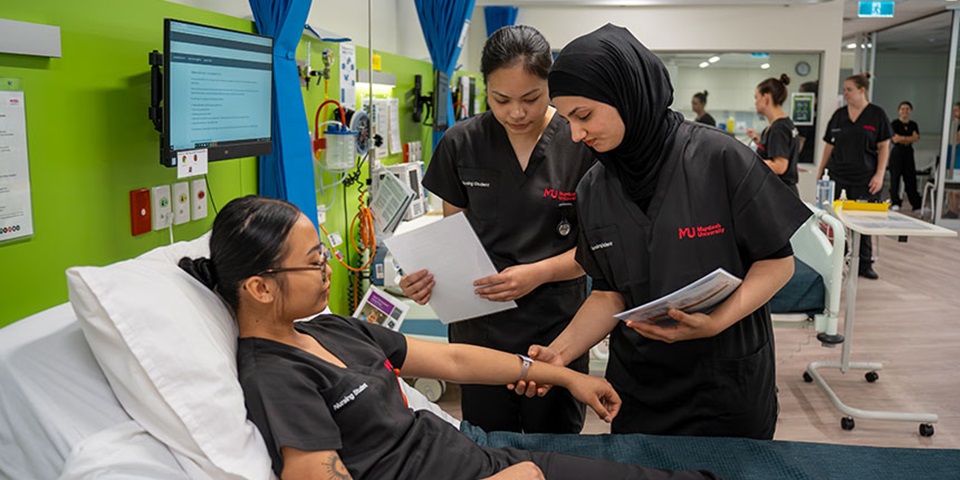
[{"left": 129, "top": 179, "right": 208, "bottom": 236}]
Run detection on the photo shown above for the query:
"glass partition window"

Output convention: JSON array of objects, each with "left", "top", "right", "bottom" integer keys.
[
  {"left": 874, "top": 12, "right": 952, "bottom": 222},
  {"left": 942, "top": 10, "right": 960, "bottom": 225},
  {"left": 657, "top": 51, "right": 822, "bottom": 153}
]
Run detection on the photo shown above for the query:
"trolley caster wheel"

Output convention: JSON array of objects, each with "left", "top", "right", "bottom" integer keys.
[
  {"left": 413, "top": 378, "right": 446, "bottom": 403},
  {"left": 919, "top": 424, "right": 935, "bottom": 437},
  {"left": 865, "top": 371, "right": 879, "bottom": 383},
  {"left": 841, "top": 417, "right": 855, "bottom": 431},
  {"left": 802, "top": 372, "right": 813, "bottom": 383}
]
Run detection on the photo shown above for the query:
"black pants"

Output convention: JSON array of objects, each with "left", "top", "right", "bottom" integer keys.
[
  {"left": 450, "top": 278, "right": 588, "bottom": 434},
  {"left": 889, "top": 151, "right": 921, "bottom": 209},
  {"left": 835, "top": 181, "right": 876, "bottom": 269},
  {"left": 525, "top": 451, "right": 721, "bottom": 480}
]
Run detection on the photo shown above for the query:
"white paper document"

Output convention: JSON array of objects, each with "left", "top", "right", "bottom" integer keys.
[
  {"left": 383, "top": 213, "right": 517, "bottom": 323},
  {"left": 388, "top": 97, "right": 402, "bottom": 155},
  {"left": 339, "top": 43, "right": 356, "bottom": 108},
  {"left": 0, "top": 89, "right": 34, "bottom": 242},
  {"left": 615, "top": 268, "right": 742, "bottom": 326}
]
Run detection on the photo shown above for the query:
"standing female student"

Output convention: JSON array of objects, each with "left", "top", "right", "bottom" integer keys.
[
  {"left": 180, "top": 195, "right": 717, "bottom": 480},
  {"left": 817, "top": 73, "right": 891, "bottom": 280},
  {"left": 398, "top": 26, "right": 595, "bottom": 434},
  {"left": 888, "top": 101, "right": 921, "bottom": 211},
  {"left": 691, "top": 91, "right": 716, "bottom": 127},
  {"left": 515, "top": 24, "right": 811, "bottom": 440},
  {"left": 746, "top": 74, "right": 801, "bottom": 196}
]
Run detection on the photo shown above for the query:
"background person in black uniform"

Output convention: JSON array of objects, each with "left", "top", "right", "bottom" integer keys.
[
  {"left": 398, "top": 26, "right": 595, "bottom": 434},
  {"left": 796, "top": 81, "right": 818, "bottom": 165},
  {"left": 691, "top": 90, "right": 716, "bottom": 127},
  {"left": 888, "top": 101, "right": 921, "bottom": 212},
  {"left": 180, "top": 195, "right": 718, "bottom": 480},
  {"left": 746, "top": 74, "right": 801, "bottom": 196},
  {"left": 817, "top": 73, "right": 891, "bottom": 280},
  {"left": 515, "top": 24, "right": 810, "bottom": 440}
]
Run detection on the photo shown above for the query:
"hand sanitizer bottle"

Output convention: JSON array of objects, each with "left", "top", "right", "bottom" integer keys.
[{"left": 816, "top": 169, "right": 835, "bottom": 211}]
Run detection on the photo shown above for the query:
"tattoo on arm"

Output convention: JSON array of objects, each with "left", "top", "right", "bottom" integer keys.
[{"left": 322, "top": 451, "right": 353, "bottom": 480}]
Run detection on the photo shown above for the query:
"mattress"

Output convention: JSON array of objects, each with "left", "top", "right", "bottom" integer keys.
[{"left": 0, "top": 304, "right": 177, "bottom": 479}]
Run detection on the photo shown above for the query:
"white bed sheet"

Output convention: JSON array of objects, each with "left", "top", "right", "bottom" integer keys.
[
  {"left": 0, "top": 303, "right": 182, "bottom": 479},
  {"left": 0, "top": 303, "right": 460, "bottom": 480}
]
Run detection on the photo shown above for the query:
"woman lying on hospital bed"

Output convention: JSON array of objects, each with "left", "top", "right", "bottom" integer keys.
[{"left": 178, "top": 195, "right": 718, "bottom": 480}]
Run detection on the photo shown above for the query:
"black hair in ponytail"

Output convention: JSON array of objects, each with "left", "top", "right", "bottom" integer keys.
[{"left": 179, "top": 195, "right": 301, "bottom": 312}]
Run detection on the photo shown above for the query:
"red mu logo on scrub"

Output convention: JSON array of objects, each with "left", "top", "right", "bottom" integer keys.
[
  {"left": 678, "top": 223, "right": 726, "bottom": 240},
  {"left": 543, "top": 188, "right": 576, "bottom": 201}
]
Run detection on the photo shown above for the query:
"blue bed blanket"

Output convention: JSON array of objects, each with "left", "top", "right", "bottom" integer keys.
[
  {"left": 461, "top": 423, "right": 960, "bottom": 480},
  {"left": 769, "top": 257, "right": 824, "bottom": 315}
]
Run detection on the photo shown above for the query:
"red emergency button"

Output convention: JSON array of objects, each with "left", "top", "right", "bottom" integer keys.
[{"left": 198, "top": 191, "right": 205, "bottom": 200}]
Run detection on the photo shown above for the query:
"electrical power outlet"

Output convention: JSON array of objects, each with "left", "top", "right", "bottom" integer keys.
[
  {"left": 151, "top": 185, "right": 172, "bottom": 230},
  {"left": 172, "top": 181, "right": 190, "bottom": 225},
  {"left": 190, "top": 178, "right": 208, "bottom": 220}
]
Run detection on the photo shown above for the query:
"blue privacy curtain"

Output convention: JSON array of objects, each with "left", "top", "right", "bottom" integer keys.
[
  {"left": 249, "top": 0, "right": 317, "bottom": 224},
  {"left": 414, "top": 0, "right": 477, "bottom": 148},
  {"left": 484, "top": 6, "right": 517, "bottom": 37}
]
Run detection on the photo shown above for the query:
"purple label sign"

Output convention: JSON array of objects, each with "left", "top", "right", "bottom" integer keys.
[{"left": 368, "top": 291, "right": 395, "bottom": 316}]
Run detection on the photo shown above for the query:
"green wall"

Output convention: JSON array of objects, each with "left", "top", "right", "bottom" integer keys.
[
  {"left": 0, "top": 0, "right": 257, "bottom": 327},
  {"left": 0, "top": 0, "right": 485, "bottom": 326}
]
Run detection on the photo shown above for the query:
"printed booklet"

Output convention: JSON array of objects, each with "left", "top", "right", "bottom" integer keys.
[
  {"left": 614, "top": 268, "right": 742, "bottom": 326},
  {"left": 353, "top": 286, "right": 410, "bottom": 331}
]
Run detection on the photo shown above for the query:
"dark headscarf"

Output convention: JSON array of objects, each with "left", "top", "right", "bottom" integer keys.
[{"left": 549, "top": 24, "right": 684, "bottom": 211}]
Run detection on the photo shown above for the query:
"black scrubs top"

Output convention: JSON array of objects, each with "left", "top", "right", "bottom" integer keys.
[
  {"left": 757, "top": 117, "right": 800, "bottom": 188},
  {"left": 575, "top": 122, "right": 811, "bottom": 438},
  {"left": 824, "top": 104, "right": 892, "bottom": 184},
  {"left": 890, "top": 119, "right": 918, "bottom": 162},
  {"left": 423, "top": 110, "right": 595, "bottom": 273},
  {"left": 796, "top": 123, "right": 815, "bottom": 164},
  {"left": 696, "top": 113, "right": 717, "bottom": 127},
  {"left": 238, "top": 315, "right": 526, "bottom": 479}
]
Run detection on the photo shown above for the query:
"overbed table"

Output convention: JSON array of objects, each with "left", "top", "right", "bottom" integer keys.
[{"left": 805, "top": 208, "right": 956, "bottom": 436}]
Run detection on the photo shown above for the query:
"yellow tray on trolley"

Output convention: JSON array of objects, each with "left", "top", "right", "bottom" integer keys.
[{"left": 832, "top": 200, "right": 890, "bottom": 211}]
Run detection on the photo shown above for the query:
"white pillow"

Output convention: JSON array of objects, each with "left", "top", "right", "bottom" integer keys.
[
  {"left": 136, "top": 232, "right": 211, "bottom": 264},
  {"left": 67, "top": 235, "right": 275, "bottom": 480}
]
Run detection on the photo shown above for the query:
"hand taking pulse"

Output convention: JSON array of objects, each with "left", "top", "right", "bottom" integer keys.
[
  {"left": 508, "top": 344, "right": 620, "bottom": 423},
  {"left": 399, "top": 269, "right": 435, "bottom": 305},
  {"left": 510, "top": 344, "right": 565, "bottom": 398},
  {"left": 513, "top": 308, "right": 725, "bottom": 397}
]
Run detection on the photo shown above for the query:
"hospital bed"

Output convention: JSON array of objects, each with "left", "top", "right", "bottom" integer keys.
[
  {"left": 770, "top": 204, "right": 845, "bottom": 344},
  {"left": 3, "top": 231, "right": 959, "bottom": 480}
]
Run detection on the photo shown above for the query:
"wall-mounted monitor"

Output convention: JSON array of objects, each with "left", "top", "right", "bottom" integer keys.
[{"left": 160, "top": 19, "right": 273, "bottom": 167}]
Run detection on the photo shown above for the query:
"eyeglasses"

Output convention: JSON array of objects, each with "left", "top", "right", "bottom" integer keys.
[{"left": 255, "top": 246, "right": 331, "bottom": 283}]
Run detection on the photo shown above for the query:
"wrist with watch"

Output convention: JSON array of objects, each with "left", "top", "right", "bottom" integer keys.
[{"left": 516, "top": 354, "right": 533, "bottom": 383}]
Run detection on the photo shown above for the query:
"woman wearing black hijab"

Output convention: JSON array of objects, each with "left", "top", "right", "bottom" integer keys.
[{"left": 515, "top": 24, "right": 811, "bottom": 439}]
